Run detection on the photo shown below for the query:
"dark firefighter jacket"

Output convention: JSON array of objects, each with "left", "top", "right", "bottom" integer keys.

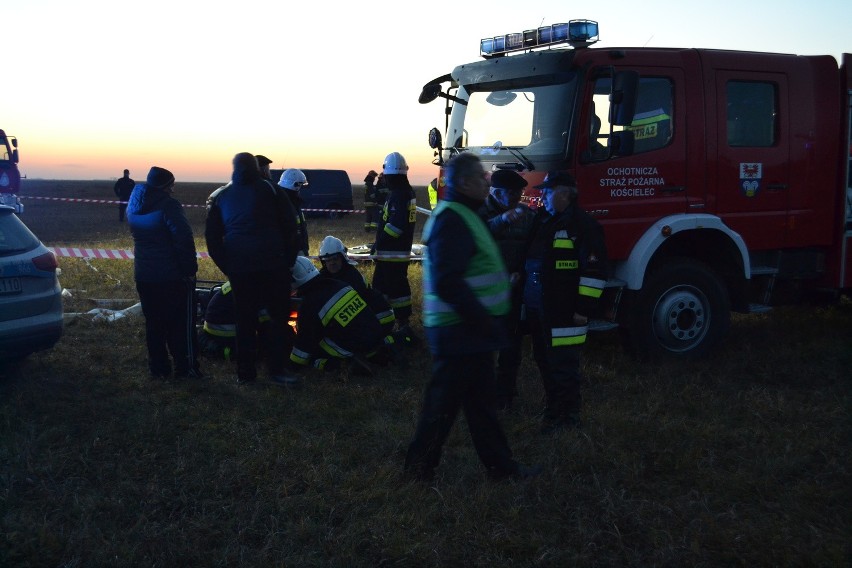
[{"left": 523, "top": 205, "right": 608, "bottom": 346}]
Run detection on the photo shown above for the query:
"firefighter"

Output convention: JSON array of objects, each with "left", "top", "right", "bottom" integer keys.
[
  {"left": 363, "top": 169, "right": 380, "bottom": 232},
  {"left": 371, "top": 152, "right": 418, "bottom": 340},
  {"left": 427, "top": 177, "right": 439, "bottom": 210},
  {"left": 317, "top": 235, "right": 396, "bottom": 335},
  {"left": 477, "top": 169, "right": 535, "bottom": 410},
  {"left": 277, "top": 168, "right": 310, "bottom": 256},
  {"left": 289, "top": 256, "right": 398, "bottom": 375},
  {"left": 197, "top": 281, "right": 276, "bottom": 362},
  {"left": 404, "top": 153, "right": 540, "bottom": 482},
  {"left": 522, "top": 171, "right": 608, "bottom": 433},
  {"left": 197, "top": 281, "right": 237, "bottom": 361}
]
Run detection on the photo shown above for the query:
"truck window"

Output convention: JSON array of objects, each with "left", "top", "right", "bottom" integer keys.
[
  {"left": 447, "top": 79, "right": 577, "bottom": 164},
  {"left": 627, "top": 78, "right": 673, "bottom": 153},
  {"left": 726, "top": 81, "right": 777, "bottom": 147},
  {"left": 590, "top": 76, "right": 674, "bottom": 157}
]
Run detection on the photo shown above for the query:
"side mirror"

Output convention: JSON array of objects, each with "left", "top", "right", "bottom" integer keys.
[
  {"left": 610, "top": 70, "right": 639, "bottom": 126},
  {"left": 419, "top": 83, "right": 443, "bottom": 105}
]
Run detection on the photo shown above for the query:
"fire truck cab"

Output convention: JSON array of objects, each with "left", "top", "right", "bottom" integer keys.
[
  {"left": 0, "top": 129, "right": 23, "bottom": 214},
  {"left": 420, "top": 20, "right": 852, "bottom": 359}
]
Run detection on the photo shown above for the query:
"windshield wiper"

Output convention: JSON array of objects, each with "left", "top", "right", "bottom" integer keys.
[{"left": 505, "top": 146, "right": 534, "bottom": 171}]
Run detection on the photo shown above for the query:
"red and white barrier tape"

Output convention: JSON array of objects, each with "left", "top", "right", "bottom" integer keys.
[
  {"left": 48, "top": 247, "right": 418, "bottom": 261},
  {"left": 20, "top": 194, "right": 439, "bottom": 216},
  {"left": 20, "top": 194, "right": 369, "bottom": 213}
]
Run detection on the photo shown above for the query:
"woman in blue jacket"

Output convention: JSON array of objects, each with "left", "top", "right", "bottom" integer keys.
[{"left": 127, "top": 166, "right": 202, "bottom": 379}]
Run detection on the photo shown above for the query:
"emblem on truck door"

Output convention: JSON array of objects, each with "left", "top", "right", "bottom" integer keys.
[{"left": 739, "top": 162, "right": 763, "bottom": 197}]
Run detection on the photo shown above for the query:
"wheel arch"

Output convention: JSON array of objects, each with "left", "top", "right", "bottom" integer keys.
[{"left": 614, "top": 214, "right": 749, "bottom": 295}]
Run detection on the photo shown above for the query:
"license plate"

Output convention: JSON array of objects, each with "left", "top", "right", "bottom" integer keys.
[{"left": 0, "top": 277, "right": 22, "bottom": 295}]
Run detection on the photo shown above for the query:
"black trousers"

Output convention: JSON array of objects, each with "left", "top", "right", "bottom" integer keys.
[
  {"left": 405, "top": 351, "right": 515, "bottom": 476},
  {"left": 136, "top": 279, "right": 200, "bottom": 377},
  {"left": 229, "top": 268, "right": 293, "bottom": 380},
  {"left": 372, "top": 260, "right": 412, "bottom": 323},
  {"left": 526, "top": 307, "right": 583, "bottom": 416},
  {"left": 495, "top": 284, "right": 525, "bottom": 402}
]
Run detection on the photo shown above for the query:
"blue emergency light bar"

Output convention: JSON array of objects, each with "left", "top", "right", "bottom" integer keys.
[{"left": 480, "top": 20, "right": 599, "bottom": 57}]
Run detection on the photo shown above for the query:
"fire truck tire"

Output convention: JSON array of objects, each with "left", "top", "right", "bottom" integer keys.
[{"left": 626, "top": 258, "right": 730, "bottom": 360}]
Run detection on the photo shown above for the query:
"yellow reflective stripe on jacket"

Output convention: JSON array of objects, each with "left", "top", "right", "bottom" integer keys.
[
  {"left": 319, "top": 287, "right": 367, "bottom": 328},
  {"left": 551, "top": 325, "right": 588, "bottom": 346},
  {"left": 290, "top": 347, "right": 311, "bottom": 365},
  {"left": 579, "top": 276, "right": 606, "bottom": 299},
  {"left": 375, "top": 308, "right": 395, "bottom": 325},
  {"left": 203, "top": 321, "right": 236, "bottom": 337},
  {"left": 553, "top": 230, "right": 574, "bottom": 249},
  {"left": 320, "top": 337, "right": 353, "bottom": 358}
]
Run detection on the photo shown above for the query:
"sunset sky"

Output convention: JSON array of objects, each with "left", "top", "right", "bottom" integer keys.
[{"left": 5, "top": 0, "right": 850, "bottom": 185}]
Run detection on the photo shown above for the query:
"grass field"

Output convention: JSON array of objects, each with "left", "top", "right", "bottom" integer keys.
[{"left": 1, "top": 179, "right": 849, "bottom": 566}]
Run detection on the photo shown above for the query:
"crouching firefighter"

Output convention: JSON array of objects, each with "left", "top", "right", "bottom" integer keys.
[
  {"left": 197, "top": 281, "right": 276, "bottom": 362},
  {"left": 289, "top": 256, "right": 402, "bottom": 376}
]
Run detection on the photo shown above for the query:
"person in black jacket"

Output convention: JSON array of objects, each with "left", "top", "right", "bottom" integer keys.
[
  {"left": 277, "top": 168, "right": 310, "bottom": 256},
  {"left": 372, "top": 152, "right": 417, "bottom": 337},
  {"left": 404, "top": 153, "right": 540, "bottom": 482},
  {"left": 523, "top": 171, "right": 608, "bottom": 433},
  {"left": 478, "top": 169, "right": 536, "bottom": 410},
  {"left": 127, "top": 166, "right": 201, "bottom": 379},
  {"left": 113, "top": 169, "right": 135, "bottom": 222},
  {"left": 205, "top": 153, "right": 301, "bottom": 387},
  {"left": 363, "top": 170, "right": 380, "bottom": 232}
]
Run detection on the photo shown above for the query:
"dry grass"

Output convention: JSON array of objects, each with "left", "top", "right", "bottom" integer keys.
[{"left": 0, "top": 179, "right": 849, "bottom": 566}]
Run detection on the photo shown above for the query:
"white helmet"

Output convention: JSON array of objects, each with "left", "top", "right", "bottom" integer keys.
[
  {"left": 291, "top": 256, "right": 320, "bottom": 287},
  {"left": 319, "top": 235, "right": 347, "bottom": 259},
  {"left": 383, "top": 152, "right": 409, "bottom": 175},
  {"left": 278, "top": 168, "right": 308, "bottom": 191}
]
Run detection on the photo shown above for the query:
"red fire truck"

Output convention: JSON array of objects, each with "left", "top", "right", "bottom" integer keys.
[
  {"left": 419, "top": 20, "right": 852, "bottom": 359},
  {"left": 0, "top": 129, "right": 23, "bottom": 214}
]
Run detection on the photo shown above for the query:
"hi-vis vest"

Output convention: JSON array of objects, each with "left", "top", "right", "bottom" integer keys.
[{"left": 423, "top": 200, "right": 510, "bottom": 327}]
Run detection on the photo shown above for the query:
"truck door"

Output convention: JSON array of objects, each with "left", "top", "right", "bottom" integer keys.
[
  {"left": 713, "top": 72, "right": 790, "bottom": 249},
  {"left": 575, "top": 69, "right": 690, "bottom": 260}
]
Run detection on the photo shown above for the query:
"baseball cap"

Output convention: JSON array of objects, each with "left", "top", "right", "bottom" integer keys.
[{"left": 533, "top": 171, "right": 577, "bottom": 190}]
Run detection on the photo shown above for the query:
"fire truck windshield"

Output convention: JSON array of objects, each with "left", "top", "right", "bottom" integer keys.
[{"left": 445, "top": 79, "right": 577, "bottom": 167}]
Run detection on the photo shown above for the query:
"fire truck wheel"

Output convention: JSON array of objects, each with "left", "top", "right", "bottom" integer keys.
[{"left": 627, "top": 258, "right": 730, "bottom": 360}]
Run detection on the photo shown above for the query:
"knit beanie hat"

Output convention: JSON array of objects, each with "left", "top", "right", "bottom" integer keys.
[{"left": 146, "top": 166, "right": 175, "bottom": 189}]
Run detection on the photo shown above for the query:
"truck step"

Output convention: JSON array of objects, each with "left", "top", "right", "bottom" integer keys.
[
  {"left": 748, "top": 303, "right": 773, "bottom": 314},
  {"left": 589, "top": 320, "right": 619, "bottom": 332},
  {"left": 751, "top": 265, "right": 779, "bottom": 276}
]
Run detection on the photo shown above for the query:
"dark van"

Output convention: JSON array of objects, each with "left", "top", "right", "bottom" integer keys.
[{"left": 270, "top": 169, "right": 353, "bottom": 219}]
